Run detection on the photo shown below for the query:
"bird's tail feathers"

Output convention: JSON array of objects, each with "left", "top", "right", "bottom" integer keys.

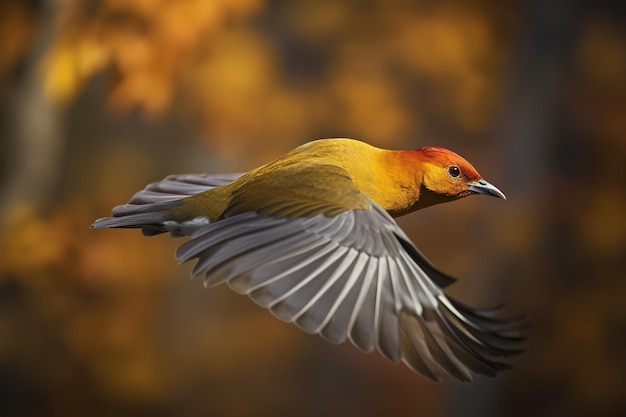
[
  {"left": 91, "top": 200, "right": 183, "bottom": 236},
  {"left": 91, "top": 173, "right": 243, "bottom": 237}
]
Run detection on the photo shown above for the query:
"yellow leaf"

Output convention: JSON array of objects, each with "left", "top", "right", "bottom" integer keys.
[{"left": 41, "top": 39, "right": 80, "bottom": 103}]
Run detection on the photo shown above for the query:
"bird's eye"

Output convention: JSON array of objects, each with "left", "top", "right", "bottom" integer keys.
[{"left": 447, "top": 165, "right": 461, "bottom": 178}]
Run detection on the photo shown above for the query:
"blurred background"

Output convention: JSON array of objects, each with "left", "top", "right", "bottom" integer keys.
[{"left": 1, "top": 0, "right": 625, "bottom": 416}]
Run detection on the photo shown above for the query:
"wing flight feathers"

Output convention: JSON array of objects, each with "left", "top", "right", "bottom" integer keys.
[{"left": 175, "top": 202, "right": 523, "bottom": 381}]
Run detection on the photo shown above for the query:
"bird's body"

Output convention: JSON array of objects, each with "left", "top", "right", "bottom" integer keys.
[{"left": 92, "top": 138, "right": 521, "bottom": 382}]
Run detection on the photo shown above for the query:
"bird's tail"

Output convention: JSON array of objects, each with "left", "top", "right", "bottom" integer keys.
[
  {"left": 91, "top": 173, "right": 243, "bottom": 236},
  {"left": 91, "top": 200, "right": 182, "bottom": 236}
]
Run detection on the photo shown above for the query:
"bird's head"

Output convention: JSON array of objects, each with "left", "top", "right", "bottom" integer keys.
[{"left": 414, "top": 147, "right": 506, "bottom": 209}]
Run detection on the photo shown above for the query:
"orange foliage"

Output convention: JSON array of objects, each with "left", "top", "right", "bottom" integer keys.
[{"left": 41, "top": 0, "right": 265, "bottom": 115}]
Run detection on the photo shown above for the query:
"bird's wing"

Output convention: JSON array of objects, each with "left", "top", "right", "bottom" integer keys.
[
  {"left": 176, "top": 165, "right": 523, "bottom": 382},
  {"left": 124, "top": 173, "right": 244, "bottom": 205}
]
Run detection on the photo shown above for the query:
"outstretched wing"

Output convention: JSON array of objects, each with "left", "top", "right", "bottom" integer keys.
[{"left": 175, "top": 165, "right": 523, "bottom": 381}]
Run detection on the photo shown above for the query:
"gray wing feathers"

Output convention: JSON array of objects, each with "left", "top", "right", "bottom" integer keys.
[{"left": 176, "top": 204, "right": 522, "bottom": 381}]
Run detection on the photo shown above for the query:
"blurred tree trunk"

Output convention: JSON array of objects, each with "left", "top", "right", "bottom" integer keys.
[
  {"left": 500, "top": 0, "right": 586, "bottom": 189},
  {"left": 0, "top": 0, "right": 64, "bottom": 213}
]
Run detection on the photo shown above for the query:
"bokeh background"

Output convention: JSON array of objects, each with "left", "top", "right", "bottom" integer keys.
[{"left": 1, "top": 0, "right": 625, "bottom": 416}]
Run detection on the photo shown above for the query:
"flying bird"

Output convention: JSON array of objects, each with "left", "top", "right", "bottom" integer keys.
[{"left": 91, "top": 138, "right": 523, "bottom": 381}]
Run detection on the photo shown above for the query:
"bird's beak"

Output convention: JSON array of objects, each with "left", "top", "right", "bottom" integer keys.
[{"left": 467, "top": 179, "right": 506, "bottom": 200}]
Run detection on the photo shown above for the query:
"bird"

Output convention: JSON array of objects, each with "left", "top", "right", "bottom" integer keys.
[{"left": 91, "top": 138, "right": 523, "bottom": 382}]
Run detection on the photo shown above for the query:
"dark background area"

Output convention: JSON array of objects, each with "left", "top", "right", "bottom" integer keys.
[{"left": 1, "top": 0, "right": 625, "bottom": 416}]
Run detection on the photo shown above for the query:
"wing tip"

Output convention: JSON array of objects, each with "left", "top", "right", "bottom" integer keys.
[{"left": 396, "top": 297, "right": 525, "bottom": 382}]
